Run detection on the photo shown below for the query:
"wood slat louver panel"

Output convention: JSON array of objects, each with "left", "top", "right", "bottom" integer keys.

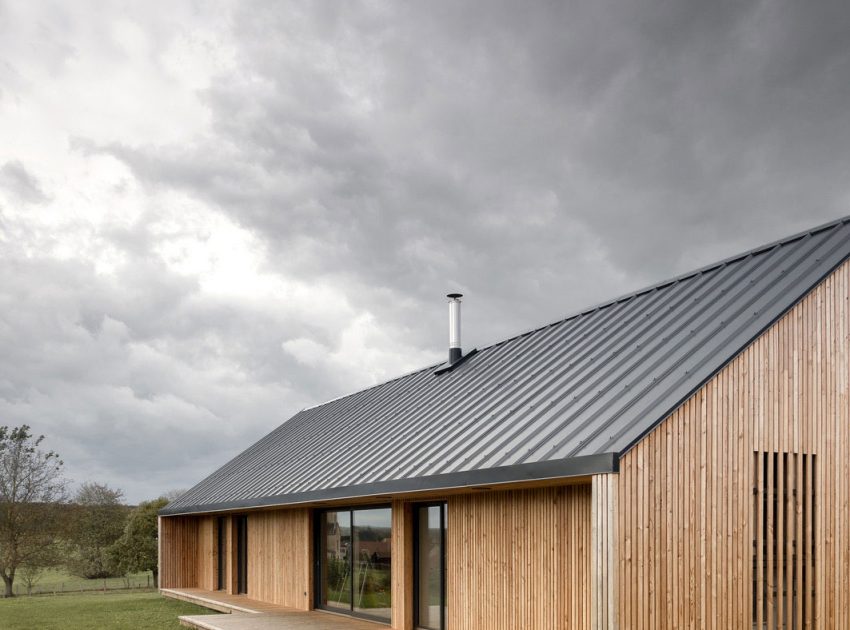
[{"left": 753, "top": 452, "right": 816, "bottom": 629}]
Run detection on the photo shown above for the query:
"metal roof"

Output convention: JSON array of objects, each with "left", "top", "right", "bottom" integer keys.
[{"left": 162, "top": 216, "right": 850, "bottom": 516}]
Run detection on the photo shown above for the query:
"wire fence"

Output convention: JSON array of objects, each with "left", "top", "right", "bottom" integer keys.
[{"left": 14, "top": 573, "right": 155, "bottom": 597}]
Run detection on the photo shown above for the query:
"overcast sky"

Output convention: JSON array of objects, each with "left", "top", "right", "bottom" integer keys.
[{"left": 1, "top": 1, "right": 848, "bottom": 503}]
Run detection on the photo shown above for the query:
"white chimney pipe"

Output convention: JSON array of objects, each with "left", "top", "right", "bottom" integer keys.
[{"left": 447, "top": 293, "right": 462, "bottom": 364}]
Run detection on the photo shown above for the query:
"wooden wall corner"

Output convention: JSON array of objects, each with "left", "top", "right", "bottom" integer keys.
[
  {"left": 592, "top": 473, "right": 619, "bottom": 630},
  {"left": 391, "top": 499, "right": 414, "bottom": 630}
]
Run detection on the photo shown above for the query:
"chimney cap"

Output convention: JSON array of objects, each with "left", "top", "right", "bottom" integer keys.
[{"left": 447, "top": 292, "right": 463, "bottom": 299}]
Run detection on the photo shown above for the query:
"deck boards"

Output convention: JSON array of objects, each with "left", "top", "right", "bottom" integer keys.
[
  {"left": 179, "top": 611, "right": 385, "bottom": 630},
  {"left": 162, "top": 588, "right": 384, "bottom": 630}
]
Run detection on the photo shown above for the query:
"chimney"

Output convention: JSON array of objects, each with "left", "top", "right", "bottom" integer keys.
[{"left": 447, "top": 293, "right": 463, "bottom": 365}]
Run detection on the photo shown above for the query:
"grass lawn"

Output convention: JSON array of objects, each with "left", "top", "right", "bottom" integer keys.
[{"left": 0, "top": 590, "right": 213, "bottom": 629}]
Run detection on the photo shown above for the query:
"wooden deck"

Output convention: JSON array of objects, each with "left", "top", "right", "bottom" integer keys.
[{"left": 161, "top": 588, "right": 387, "bottom": 630}]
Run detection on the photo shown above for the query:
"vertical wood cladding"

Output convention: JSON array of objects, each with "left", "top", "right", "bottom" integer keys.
[
  {"left": 592, "top": 474, "right": 619, "bottom": 630},
  {"left": 246, "top": 508, "right": 312, "bottom": 610},
  {"left": 618, "top": 258, "right": 850, "bottom": 629},
  {"left": 197, "top": 516, "right": 216, "bottom": 591},
  {"left": 446, "top": 485, "right": 592, "bottom": 630},
  {"left": 225, "top": 515, "right": 237, "bottom": 594},
  {"left": 160, "top": 509, "right": 311, "bottom": 608},
  {"left": 391, "top": 499, "right": 414, "bottom": 630},
  {"left": 159, "top": 516, "right": 199, "bottom": 589}
]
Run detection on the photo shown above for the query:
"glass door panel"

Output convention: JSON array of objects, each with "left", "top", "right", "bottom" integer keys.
[
  {"left": 317, "top": 506, "right": 392, "bottom": 622},
  {"left": 322, "top": 510, "right": 352, "bottom": 611},
  {"left": 353, "top": 507, "right": 392, "bottom": 620},
  {"left": 416, "top": 503, "right": 446, "bottom": 630}
]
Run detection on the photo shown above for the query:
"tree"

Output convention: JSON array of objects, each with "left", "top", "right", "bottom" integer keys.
[
  {"left": 0, "top": 425, "right": 67, "bottom": 597},
  {"left": 18, "top": 540, "right": 62, "bottom": 595},
  {"left": 108, "top": 497, "right": 168, "bottom": 587},
  {"left": 162, "top": 489, "right": 186, "bottom": 503},
  {"left": 66, "top": 482, "right": 127, "bottom": 579}
]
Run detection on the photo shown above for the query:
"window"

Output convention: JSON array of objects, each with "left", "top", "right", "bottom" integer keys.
[
  {"left": 415, "top": 503, "right": 447, "bottom": 630},
  {"left": 216, "top": 516, "right": 225, "bottom": 591},
  {"left": 752, "top": 451, "right": 816, "bottom": 629},
  {"left": 236, "top": 515, "right": 248, "bottom": 595},
  {"left": 316, "top": 506, "right": 392, "bottom": 622}
]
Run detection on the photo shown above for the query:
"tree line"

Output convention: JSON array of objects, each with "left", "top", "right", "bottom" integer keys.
[{"left": 0, "top": 425, "right": 172, "bottom": 598}]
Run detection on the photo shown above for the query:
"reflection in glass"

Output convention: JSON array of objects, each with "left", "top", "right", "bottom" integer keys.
[
  {"left": 319, "top": 507, "right": 392, "bottom": 621},
  {"left": 323, "top": 511, "right": 351, "bottom": 610},
  {"left": 417, "top": 505, "right": 443, "bottom": 629},
  {"left": 353, "top": 507, "right": 393, "bottom": 620}
]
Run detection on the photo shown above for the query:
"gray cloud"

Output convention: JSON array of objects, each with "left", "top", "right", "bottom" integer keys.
[
  {"left": 0, "top": 160, "right": 51, "bottom": 204},
  {"left": 102, "top": 0, "right": 850, "bottom": 341},
  {"left": 1, "top": 0, "right": 849, "bottom": 501}
]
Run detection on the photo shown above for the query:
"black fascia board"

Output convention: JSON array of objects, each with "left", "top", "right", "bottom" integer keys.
[{"left": 159, "top": 452, "right": 618, "bottom": 516}]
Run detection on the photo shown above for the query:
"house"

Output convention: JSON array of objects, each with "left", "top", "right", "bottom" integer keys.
[{"left": 159, "top": 216, "right": 850, "bottom": 629}]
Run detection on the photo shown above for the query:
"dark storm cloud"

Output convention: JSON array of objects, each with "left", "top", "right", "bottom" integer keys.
[
  {"left": 4, "top": 0, "right": 850, "bottom": 501},
  {"left": 102, "top": 0, "right": 850, "bottom": 352},
  {"left": 0, "top": 160, "right": 51, "bottom": 204}
]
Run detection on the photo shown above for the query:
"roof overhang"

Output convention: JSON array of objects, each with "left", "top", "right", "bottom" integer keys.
[{"left": 159, "top": 452, "right": 618, "bottom": 516}]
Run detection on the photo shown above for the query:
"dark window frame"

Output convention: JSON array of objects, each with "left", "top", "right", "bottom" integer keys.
[
  {"left": 313, "top": 504, "right": 393, "bottom": 625},
  {"left": 413, "top": 502, "right": 447, "bottom": 630}
]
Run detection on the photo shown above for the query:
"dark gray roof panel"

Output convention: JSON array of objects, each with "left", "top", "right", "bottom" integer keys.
[{"left": 162, "top": 217, "right": 850, "bottom": 515}]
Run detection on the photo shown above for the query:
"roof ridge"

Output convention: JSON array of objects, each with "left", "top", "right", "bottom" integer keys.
[
  {"left": 474, "top": 213, "right": 850, "bottom": 354},
  {"left": 298, "top": 214, "right": 849, "bottom": 414}
]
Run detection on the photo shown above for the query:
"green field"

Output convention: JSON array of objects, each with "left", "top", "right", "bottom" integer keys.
[
  {"left": 0, "top": 591, "right": 212, "bottom": 630},
  {"left": 12, "top": 569, "right": 155, "bottom": 596}
]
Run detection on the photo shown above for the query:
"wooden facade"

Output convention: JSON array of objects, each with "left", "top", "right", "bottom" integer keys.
[
  {"left": 197, "top": 516, "right": 216, "bottom": 591},
  {"left": 161, "top": 485, "right": 593, "bottom": 629},
  {"left": 160, "top": 509, "right": 311, "bottom": 611},
  {"left": 391, "top": 499, "right": 414, "bottom": 630},
  {"left": 160, "top": 259, "right": 850, "bottom": 629},
  {"left": 618, "top": 258, "right": 850, "bottom": 629},
  {"left": 246, "top": 508, "right": 312, "bottom": 609},
  {"left": 591, "top": 474, "right": 618, "bottom": 630},
  {"left": 159, "top": 515, "right": 198, "bottom": 588},
  {"left": 446, "top": 485, "right": 592, "bottom": 630}
]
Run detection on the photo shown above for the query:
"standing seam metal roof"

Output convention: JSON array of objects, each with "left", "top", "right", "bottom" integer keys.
[{"left": 161, "top": 216, "right": 850, "bottom": 516}]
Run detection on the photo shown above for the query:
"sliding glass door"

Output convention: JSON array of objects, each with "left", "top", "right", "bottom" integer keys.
[
  {"left": 415, "top": 503, "right": 447, "bottom": 630},
  {"left": 317, "top": 506, "right": 392, "bottom": 622}
]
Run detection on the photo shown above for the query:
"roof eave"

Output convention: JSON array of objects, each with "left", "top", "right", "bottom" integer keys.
[{"left": 158, "top": 452, "right": 619, "bottom": 516}]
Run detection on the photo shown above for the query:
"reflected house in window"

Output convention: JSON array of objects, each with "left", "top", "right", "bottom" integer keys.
[
  {"left": 357, "top": 539, "right": 391, "bottom": 564},
  {"left": 324, "top": 515, "right": 349, "bottom": 561},
  {"left": 159, "top": 217, "right": 850, "bottom": 629}
]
